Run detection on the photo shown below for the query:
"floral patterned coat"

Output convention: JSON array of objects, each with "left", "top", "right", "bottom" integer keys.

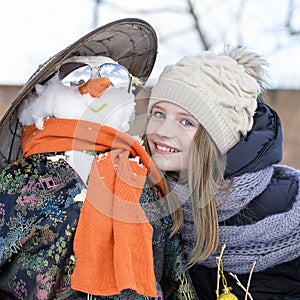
[{"left": 0, "top": 152, "right": 197, "bottom": 300}]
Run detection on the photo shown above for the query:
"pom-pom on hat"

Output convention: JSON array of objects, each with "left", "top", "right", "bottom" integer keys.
[
  {"left": 148, "top": 46, "right": 268, "bottom": 154},
  {"left": 0, "top": 18, "right": 158, "bottom": 170}
]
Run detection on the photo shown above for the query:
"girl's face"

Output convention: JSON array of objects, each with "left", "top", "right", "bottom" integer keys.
[{"left": 146, "top": 101, "right": 199, "bottom": 172}]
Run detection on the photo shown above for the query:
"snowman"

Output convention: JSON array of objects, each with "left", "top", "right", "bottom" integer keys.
[{"left": 0, "top": 19, "right": 198, "bottom": 300}]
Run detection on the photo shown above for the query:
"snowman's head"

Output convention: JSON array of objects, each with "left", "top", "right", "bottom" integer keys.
[{"left": 18, "top": 55, "right": 141, "bottom": 132}]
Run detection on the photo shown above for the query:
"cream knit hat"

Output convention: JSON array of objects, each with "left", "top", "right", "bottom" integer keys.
[{"left": 148, "top": 47, "right": 268, "bottom": 154}]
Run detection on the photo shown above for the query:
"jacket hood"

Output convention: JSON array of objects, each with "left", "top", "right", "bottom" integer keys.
[{"left": 224, "top": 102, "right": 282, "bottom": 178}]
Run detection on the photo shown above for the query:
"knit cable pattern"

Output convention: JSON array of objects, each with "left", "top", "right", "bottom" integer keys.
[{"left": 216, "top": 166, "right": 274, "bottom": 221}]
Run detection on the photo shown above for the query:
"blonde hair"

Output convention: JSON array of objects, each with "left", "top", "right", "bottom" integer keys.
[
  {"left": 165, "top": 125, "right": 228, "bottom": 267},
  {"left": 143, "top": 125, "right": 228, "bottom": 267},
  {"left": 187, "top": 126, "right": 228, "bottom": 266}
]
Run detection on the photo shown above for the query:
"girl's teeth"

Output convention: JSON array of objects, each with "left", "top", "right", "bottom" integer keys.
[{"left": 157, "top": 144, "right": 178, "bottom": 152}]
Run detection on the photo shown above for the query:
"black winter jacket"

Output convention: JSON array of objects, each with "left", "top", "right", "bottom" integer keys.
[{"left": 190, "top": 102, "right": 300, "bottom": 300}]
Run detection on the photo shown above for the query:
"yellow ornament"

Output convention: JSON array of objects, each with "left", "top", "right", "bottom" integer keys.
[{"left": 217, "top": 287, "right": 238, "bottom": 300}]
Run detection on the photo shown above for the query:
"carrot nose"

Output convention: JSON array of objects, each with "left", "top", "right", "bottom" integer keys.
[{"left": 79, "top": 78, "right": 111, "bottom": 98}]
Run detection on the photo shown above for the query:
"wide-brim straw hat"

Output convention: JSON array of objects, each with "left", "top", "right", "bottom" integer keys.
[{"left": 0, "top": 18, "right": 158, "bottom": 170}]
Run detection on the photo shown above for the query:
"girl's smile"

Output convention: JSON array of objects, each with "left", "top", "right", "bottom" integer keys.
[{"left": 153, "top": 141, "right": 180, "bottom": 154}]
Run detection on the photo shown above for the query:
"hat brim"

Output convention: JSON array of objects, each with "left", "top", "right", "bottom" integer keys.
[{"left": 0, "top": 18, "right": 157, "bottom": 170}]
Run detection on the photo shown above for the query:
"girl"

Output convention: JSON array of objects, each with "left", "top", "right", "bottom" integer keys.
[{"left": 146, "top": 46, "right": 300, "bottom": 300}]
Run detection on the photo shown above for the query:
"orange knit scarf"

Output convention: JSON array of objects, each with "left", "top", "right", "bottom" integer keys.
[{"left": 22, "top": 118, "right": 165, "bottom": 297}]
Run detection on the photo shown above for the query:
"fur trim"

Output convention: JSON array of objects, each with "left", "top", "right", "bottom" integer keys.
[{"left": 223, "top": 45, "right": 270, "bottom": 91}]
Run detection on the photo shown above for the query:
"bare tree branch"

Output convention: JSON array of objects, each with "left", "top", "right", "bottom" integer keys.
[
  {"left": 285, "top": 0, "right": 300, "bottom": 35},
  {"left": 92, "top": 0, "right": 103, "bottom": 28},
  {"left": 187, "top": 0, "right": 210, "bottom": 50}
]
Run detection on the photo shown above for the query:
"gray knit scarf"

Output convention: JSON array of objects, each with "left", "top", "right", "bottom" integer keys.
[{"left": 170, "top": 165, "right": 300, "bottom": 274}]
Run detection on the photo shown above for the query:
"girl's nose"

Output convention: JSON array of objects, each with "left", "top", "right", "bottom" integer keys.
[
  {"left": 79, "top": 77, "right": 111, "bottom": 98},
  {"left": 154, "top": 118, "right": 176, "bottom": 138}
]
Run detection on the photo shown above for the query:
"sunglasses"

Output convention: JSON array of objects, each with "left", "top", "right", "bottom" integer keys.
[{"left": 57, "top": 62, "right": 132, "bottom": 91}]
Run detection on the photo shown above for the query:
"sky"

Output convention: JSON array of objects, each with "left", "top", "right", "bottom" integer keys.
[{"left": 1, "top": 0, "right": 300, "bottom": 88}]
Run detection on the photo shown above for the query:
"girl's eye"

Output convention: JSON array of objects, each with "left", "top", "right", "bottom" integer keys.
[
  {"left": 153, "top": 111, "right": 166, "bottom": 119},
  {"left": 181, "top": 119, "right": 194, "bottom": 126}
]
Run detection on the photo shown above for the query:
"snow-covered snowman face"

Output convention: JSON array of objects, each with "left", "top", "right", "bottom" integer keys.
[{"left": 18, "top": 56, "right": 136, "bottom": 133}]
